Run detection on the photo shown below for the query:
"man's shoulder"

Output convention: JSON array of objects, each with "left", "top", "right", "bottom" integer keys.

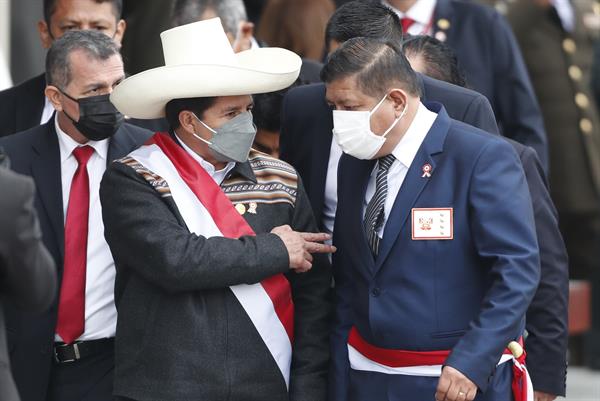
[
  {"left": 0, "top": 168, "right": 35, "bottom": 230},
  {"left": 0, "top": 122, "right": 49, "bottom": 153},
  {"left": 0, "top": 73, "right": 46, "bottom": 102},
  {"left": 421, "top": 75, "right": 482, "bottom": 102},
  {"left": 447, "top": 0, "right": 502, "bottom": 21},
  {"left": 446, "top": 117, "right": 512, "bottom": 154},
  {"left": 112, "top": 122, "right": 154, "bottom": 154}
]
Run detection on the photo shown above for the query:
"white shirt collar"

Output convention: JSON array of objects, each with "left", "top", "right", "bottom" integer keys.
[
  {"left": 174, "top": 133, "right": 235, "bottom": 181},
  {"left": 390, "top": 102, "right": 437, "bottom": 168},
  {"left": 384, "top": 0, "right": 437, "bottom": 26},
  {"left": 55, "top": 113, "right": 109, "bottom": 163}
]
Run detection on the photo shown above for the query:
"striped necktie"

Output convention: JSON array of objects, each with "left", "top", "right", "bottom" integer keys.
[{"left": 364, "top": 154, "right": 396, "bottom": 256}]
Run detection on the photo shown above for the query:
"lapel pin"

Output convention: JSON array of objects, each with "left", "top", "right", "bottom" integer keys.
[
  {"left": 235, "top": 203, "right": 246, "bottom": 215},
  {"left": 422, "top": 163, "right": 433, "bottom": 178},
  {"left": 248, "top": 202, "right": 258, "bottom": 214}
]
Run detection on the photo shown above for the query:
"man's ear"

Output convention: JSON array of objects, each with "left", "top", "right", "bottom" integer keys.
[
  {"left": 388, "top": 89, "right": 409, "bottom": 117},
  {"left": 179, "top": 110, "right": 197, "bottom": 134},
  {"left": 113, "top": 19, "right": 127, "bottom": 47},
  {"left": 38, "top": 20, "right": 53, "bottom": 49},
  {"left": 45, "top": 85, "right": 63, "bottom": 111}
]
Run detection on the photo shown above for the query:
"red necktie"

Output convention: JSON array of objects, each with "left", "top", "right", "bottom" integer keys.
[
  {"left": 401, "top": 17, "right": 416, "bottom": 34},
  {"left": 56, "top": 145, "right": 94, "bottom": 344}
]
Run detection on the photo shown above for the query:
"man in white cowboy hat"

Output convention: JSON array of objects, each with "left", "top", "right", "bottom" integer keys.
[{"left": 100, "top": 18, "right": 335, "bottom": 401}]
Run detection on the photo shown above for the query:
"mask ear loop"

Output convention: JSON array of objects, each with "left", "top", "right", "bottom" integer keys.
[
  {"left": 191, "top": 113, "right": 216, "bottom": 145},
  {"left": 382, "top": 102, "right": 408, "bottom": 138}
]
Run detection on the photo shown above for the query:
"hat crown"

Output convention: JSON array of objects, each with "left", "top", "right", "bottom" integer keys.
[{"left": 160, "top": 18, "right": 236, "bottom": 66}]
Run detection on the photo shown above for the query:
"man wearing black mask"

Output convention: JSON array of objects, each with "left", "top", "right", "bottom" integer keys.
[{"left": 0, "top": 30, "right": 151, "bottom": 401}]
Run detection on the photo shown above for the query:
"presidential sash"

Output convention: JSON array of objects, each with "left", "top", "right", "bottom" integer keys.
[
  {"left": 128, "top": 133, "right": 294, "bottom": 387},
  {"left": 348, "top": 326, "right": 533, "bottom": 401}
]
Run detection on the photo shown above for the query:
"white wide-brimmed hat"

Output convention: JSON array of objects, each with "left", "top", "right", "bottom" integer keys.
[{"left": 110, "top": 18, "right": 302, "bottom": 119}]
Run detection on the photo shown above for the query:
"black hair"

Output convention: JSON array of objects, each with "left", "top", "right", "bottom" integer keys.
[
  {"left": 321, "top": 37, "right": 421, "bottom": 98},
  {"left": 252, "top": 91, "right": 285, "bottom": 133},
  {"left": 45, "top": 30, "right": 120, "bottom": 88},
  {"left": 402, "top": 35, "right": 467, "bottom": 87},
  {"left": 44, "top": 0, "right": 123, "bottom": 24},
  {"left": 165, "top": 97, "right": 218, "bottom": 130},
  {"left": 325, "top": 0, "right": 403, "bottom": 50}
]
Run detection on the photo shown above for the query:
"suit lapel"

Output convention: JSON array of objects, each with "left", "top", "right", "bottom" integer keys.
[
  {"left": 374, "top": 105, "right": 451, "bottom": 274},
  {"left": 31, "top": 121, "right": 65, "bottom": 262},
  {"left": 16, "top": 74, "right": 46, "bottom": 132},
  {"left": 340, "top": 154, "right": 377, "bottom": 274}
]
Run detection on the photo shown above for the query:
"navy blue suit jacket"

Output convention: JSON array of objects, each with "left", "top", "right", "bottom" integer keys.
[
  {"left": 433, "top": 0, "right": 548, "bottom": 171},
  {"left": 331, "top": 104, "right": 540, "bottom": 399},
  {"left": 0, "top": 119, "right": 152, "bottom": 401}
]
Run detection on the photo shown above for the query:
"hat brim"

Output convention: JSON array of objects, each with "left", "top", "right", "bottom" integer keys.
[{"left": 111, "top": 48, "right": 302, "bottom": 119}]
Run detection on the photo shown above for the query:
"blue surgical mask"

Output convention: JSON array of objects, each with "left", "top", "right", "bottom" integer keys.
[{"left": 192, "top": 111, "right": 257, "bottom": 163}]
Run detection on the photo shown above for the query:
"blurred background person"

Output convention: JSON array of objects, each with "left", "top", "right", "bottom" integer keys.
[
  {"left": 252, "top": 89, "right": 286, "bottom": 158},
  {"left": 503, "top": 0, "right": 600, "bottom": 372},
  {"left": 0, "top": 151, "right": 57, "bottom": 401},
  {"left": 0, "top": 0, "right": 126, "bottom": 138},
  {"left": 256, "top": 0, "right": 335, "bottom": 62},
  {"left": 381, "top": 0, "right": 549, "bottom": 172}
]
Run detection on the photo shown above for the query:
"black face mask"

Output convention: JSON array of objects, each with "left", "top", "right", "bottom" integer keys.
[{"left": 61, "top": 91, "right": 124, "bottom": 141}]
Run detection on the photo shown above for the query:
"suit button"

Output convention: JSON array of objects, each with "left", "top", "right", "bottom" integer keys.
[
  {"left": 563, "top": 38, "right": 576, "bottom": 53},
  {"left": 575, "top": 92, "right": 590, "bottom": 109},
  {"left": 371, "top": 288, "right": 381, "bottom": 297},
  {"left": 569, "top": 65, "right": 582, "bottom": 81},
  {"left": 580, "top": 118, "right": 593, "bottom": 135}
]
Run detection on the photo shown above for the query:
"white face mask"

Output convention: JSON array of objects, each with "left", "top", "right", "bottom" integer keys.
[{"left": 332, "top": 93, "right": 407, "bottom": 160}]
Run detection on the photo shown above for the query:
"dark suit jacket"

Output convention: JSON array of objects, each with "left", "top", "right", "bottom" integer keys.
[
  {"left": 507, "top": 0, "right": 600, "bottom": 214},
  {"left": 0, "top": 74, "right": 46, "bottom": 138},
  {"left": 280, "top": 75, "right": 499, "bottom": 225},
  {"left": 0, "top": 159, "right": 56, "bottom": 401},
  {"left": 331, "top": 104, "right": 539, "bottom": 399},
  {"left": 0, "top": 119, "right": 152, "bottom": 401},
  {"left": 432, "top": 0, "right": 549, "bottom": 172},
  {"left": 508, "top": 140, "right": 569, "bottom": 396}
]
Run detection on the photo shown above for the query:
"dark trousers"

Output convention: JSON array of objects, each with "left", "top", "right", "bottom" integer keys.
[{"left": 46, "top": 346, "right": 114, "bottom": 401}]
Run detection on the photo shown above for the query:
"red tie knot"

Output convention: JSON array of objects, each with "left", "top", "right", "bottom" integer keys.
[
  {"left": 72, "top": 145, "right": 94, "bottom": 166},
  {"left": 401, "top": 17, "right": 416, "bottom": 34}
]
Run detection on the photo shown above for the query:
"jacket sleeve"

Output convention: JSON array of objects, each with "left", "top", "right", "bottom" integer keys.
[
  {"left": 444, "top": 139, "right": 541, "bottom": 391},
  {"left": 521, "top": 147, "right": 568, "bottom": 396},
  {"left": 490, "top": 12, "right": 549, "bottom": 172},
  {"left": 99, "top": 161, "right": 290, "bottom": 293},
  {"left": 287, "top": 176, "right": 332, "bottom": 401},
  {"left": 0, "top": 172, "right": 56, "bottom": 312}
]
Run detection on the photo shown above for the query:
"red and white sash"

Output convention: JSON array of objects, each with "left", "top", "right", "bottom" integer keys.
[
  {"left": 128, "top": 133, "right": 294, "bottom": 387},
  {"left": 348, "top": 327, "right": 533, "bottom": 401}
]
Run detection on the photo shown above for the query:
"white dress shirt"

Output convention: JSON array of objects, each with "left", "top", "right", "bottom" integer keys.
[
  {"left": 41, "top": 97, "right": 55, "bottom": 125},
  {"left": 55, "top": 115, "right": 116, "bottom": 342},
  {"left": 363, "top": 102, "right": 437, "bottom": 237},
  {"left": 175, "top": 134, "right": 236, "bottom": 184},
  {"left": 322, "top": 138, "right": 344, "bottom": 235},
  {"left": 551, "top": 0, "right": 575, "bottom": 32},
  {"left": 383, "top": 0, "right": 438, "bottom": 35}
]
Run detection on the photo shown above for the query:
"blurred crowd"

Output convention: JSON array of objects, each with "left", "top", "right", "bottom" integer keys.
[{"left": 1, "top": 1, "right": 600, "bottom": 401}]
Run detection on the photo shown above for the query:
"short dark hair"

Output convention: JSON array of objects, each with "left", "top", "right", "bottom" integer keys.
[
  {"left": 402, "top": 35, "right": 467, "bottom": 87},
  {"left": 43, "top": 0, "right": 123, "bottom": 24},
  {"left": 252, "top": 89, "right": 288, "bottom": 133},
  {"left": 321, "top": 37, "right": 421, "bottom": 98},
  {"left": 325, "top": 0, "right": 403, "bottom": 50},
  {"left": 45, "top": 30, "right": 121, "bottom": 88},
  {"left": 171, "top": 0, "right": 247, "bottom": 34},
  {"left": 165, "top": 97, "right": 217, "bottom": 130}
]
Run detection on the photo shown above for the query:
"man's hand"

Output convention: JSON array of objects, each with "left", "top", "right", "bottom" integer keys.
[
  {"left": 436, "top": 366, "right": 478, "bottom": 401},
  {"left": 534, "top": 391, "right": 557, "bottom": 401},
  {"left": 271, "top": 225, "right": 336, "bottom": 273},
  {"left": 232, "top": 21, "right": 254, "bottom": 53}
]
